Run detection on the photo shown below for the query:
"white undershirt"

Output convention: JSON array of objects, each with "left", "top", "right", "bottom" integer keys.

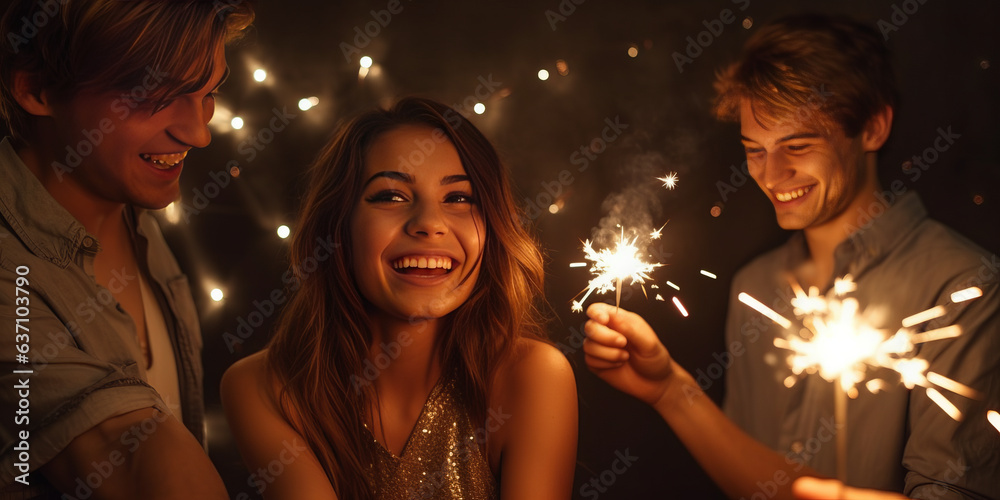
[{"left": 138, "top": 272, "right": 183, "bottom": 419}]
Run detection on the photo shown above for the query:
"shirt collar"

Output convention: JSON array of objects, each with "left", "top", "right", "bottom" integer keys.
[
  {"left": 0, "top": 137, "right": 90, "bottom": 265},
  {"left": 835, "top": 191, "right": 927, "bottom": 278}
]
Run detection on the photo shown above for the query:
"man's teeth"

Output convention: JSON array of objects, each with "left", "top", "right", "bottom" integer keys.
[
  {"left": 140, "top": 151, "right": 188, "bottom": 168},
  {"left": 775, "top": 186, "right": 812, "bottom": 202},
  {"left": 392, "top": 256, "right": 453, "bottom": 270}
]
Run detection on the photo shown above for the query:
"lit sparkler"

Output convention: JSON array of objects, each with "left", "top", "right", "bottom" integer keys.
[
  {"left": 739, "top": 276, "right": 983, "bottom": 482},
  {"left": 571, "top": 228, "right": 663, "bottom": 313},
  {"left": 650, "top": 222, "right": 668, "bottom": 240},
  {"left": 988, "top": 410, "right": 1000, "bottom": 434},
  {"left": 657, "top": 172, "right": 679, "bottom": 190}
]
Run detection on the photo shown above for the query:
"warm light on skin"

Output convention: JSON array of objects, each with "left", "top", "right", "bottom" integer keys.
[
  {"left": 350, "top": 125, "right": 485, "bottom": 324},
  {"left": 25, "top": 44, "right": 228, "bottom": 212},
  {"left": 738, "top": 100, "right": 881, "bottom": 232}
]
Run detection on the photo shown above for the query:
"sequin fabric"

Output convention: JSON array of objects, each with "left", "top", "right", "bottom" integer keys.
[{"left": 363, "top": 377, "right": 499, "bottom": 500}]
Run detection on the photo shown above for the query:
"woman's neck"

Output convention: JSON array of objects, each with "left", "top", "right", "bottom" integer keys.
[{"left": 367, "top": 314, "right": 443, "bottom": 396}]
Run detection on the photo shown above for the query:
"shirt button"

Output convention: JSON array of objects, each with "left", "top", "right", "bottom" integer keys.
[{"left": 82, "top": 236, "right": 95, "bottom": 248}]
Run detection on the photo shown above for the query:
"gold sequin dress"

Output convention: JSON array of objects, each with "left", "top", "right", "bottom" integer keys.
[{"left": 363, "top": 377, "right": 499, "bottom": 499}]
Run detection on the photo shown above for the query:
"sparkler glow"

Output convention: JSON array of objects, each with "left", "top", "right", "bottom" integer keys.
[
  {"left": 672, "top": 296, "right": 689, "bottom": 317},
  {"left": 571, "top": 228, "right": 663, "bottom": 313},
  {"left": 739, "top": 277, "right": 984, "bottom": 481},
  {"left": 988, "top": 410, "right": 1000, "bottom": 434},
  {"left": 657, "top": 172, "right": 678, "bottom": 190},
  {"left": 650, "top": 222, "right": 668, "bottom": 240}
]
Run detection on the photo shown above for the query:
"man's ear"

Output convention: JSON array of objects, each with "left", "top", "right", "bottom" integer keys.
[
  {"left": 11, "top": 70, "right": 54, "bottom": 117},
  {"left": 862, "top": 105, "right": 893, "bottom": 152}
]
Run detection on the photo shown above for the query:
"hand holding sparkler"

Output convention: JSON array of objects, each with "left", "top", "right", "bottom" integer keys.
[
  {"left": 793, "top": 477, "right": 909, "bottom": 500},
  {"left": 584, "top": 302, "right": 674, "bottom": 407}
]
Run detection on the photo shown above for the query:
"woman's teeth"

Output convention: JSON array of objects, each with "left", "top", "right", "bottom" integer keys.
[
  {"left": 775, "top": 186, "right": 812, "bottom": 202},
  {"left": 140, "top": 151, "right": 188, "bottom": 168},
  {"left": 392, "top": 256, "right": 453, "bottom": 270}
]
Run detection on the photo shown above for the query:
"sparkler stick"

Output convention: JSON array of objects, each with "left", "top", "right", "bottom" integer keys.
[{"left": 835, "top": 382, "right": 848, "bottom": 483}]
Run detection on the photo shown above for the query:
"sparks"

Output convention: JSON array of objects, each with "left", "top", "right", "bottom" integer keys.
[
  {"left": 672, "top": 296, "right": 689, "bottom": 317},
  {"left": 700, "top": 270, "right": 717, "bottom": 279},
  {"left": 571, "top": 228, "right": 663, "bottom": 312},
  {"left": 740, "top": 276, "right": 981, "bottom": 422},
  {"left": 650, "top": 221, "right": 668, "bottom": 240},
  {"left": 657, "top": 172, "right": 678, "bottom": 190},
  {"left": 988, "top": 411, "right": 1000, "bottom": 434},
  {"left": 738, "top": 293, "right": 792, "bottom": 329}
]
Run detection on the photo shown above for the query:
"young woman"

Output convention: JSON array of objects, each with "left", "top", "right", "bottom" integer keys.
[{"left": 222, "top": 97, "right": 577, "bottom": 499}]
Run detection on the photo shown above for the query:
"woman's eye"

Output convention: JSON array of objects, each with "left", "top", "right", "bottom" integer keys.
[
  {"left": 367, "top": 190, "right": 407, "bottom": 203},
  {"left": 445, "top": 192, "right": 475, "bottom": 204}
]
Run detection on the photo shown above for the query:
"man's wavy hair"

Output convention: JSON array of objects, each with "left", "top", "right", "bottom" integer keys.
[
  {"left": 0, "top": 0, "right": 254, "bottom": 142},
  {"left": 713, "top": 14, "right": 898, "bottom": 137}
]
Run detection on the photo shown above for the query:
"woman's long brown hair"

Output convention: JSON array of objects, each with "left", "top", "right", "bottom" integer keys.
[{"left": 265, "top": 97, "right": 548, "bottom": 498}]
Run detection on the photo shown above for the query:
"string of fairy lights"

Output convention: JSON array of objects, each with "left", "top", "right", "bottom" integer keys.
[{"left": 156, "top": 41, "right": 660, "bottom": 304}]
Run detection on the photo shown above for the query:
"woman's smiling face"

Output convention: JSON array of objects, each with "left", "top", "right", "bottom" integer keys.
[{"left": 350, "top": 124, "right": 485, "bottom": 322}]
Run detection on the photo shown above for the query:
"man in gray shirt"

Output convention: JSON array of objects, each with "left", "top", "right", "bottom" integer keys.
[
  {"left": 582, "top": 14, "right": 999, "bottom": 500},
  {"left": 0, "top": 0, "right": 252, "bottom": 498}
]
